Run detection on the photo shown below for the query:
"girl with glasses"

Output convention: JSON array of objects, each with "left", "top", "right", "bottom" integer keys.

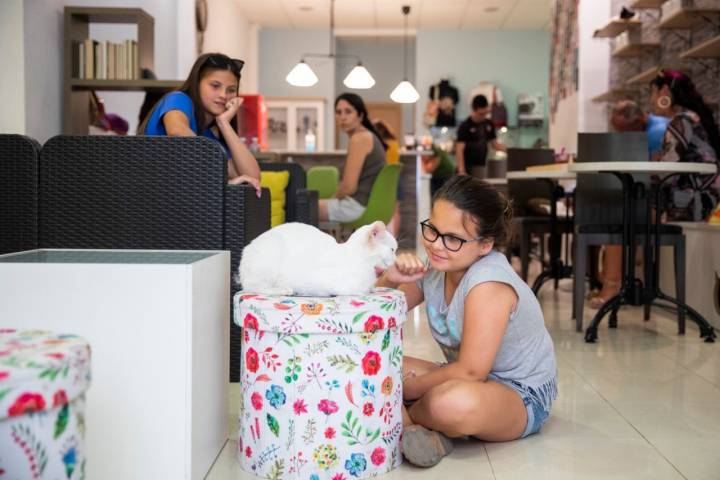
[
  {"left": 377, "top": 175, "right": 557, "bottom": 467},
  {"left": 138, "top": 53, "right": 261, "bottom": 194}
]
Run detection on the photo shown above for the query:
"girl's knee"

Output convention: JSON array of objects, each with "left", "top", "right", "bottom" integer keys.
[{"left": 425, "top": 381, "right": 476, "bottom": 433}]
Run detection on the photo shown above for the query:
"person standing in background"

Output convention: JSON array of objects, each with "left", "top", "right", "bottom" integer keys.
[{"left": 455, "top": 95, "right": 507, "bottom": 179}]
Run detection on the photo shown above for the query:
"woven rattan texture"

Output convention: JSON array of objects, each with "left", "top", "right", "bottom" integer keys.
[
  {"left": 0, "top": 135, "right": 40, "bottom": 254},
  {"left": 39, "top": 136, "right": 226, "bottom": 249}
]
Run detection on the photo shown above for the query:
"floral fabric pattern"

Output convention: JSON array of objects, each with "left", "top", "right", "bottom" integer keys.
[
  {"left": 0, "top": 329, "right": 91, "bottom": 479},
  {"left": 234, "top": 289, "right": 407, "bottom": 480}
]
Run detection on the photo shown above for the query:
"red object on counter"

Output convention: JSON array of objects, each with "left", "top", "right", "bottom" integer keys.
[{"left": 237, "top": 94, "right": 267, "bottom": 151}]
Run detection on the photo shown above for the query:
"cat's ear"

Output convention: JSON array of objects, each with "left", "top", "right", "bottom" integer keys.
[{"left": 368, "top": 221, "right": 386, "bottom": 241}]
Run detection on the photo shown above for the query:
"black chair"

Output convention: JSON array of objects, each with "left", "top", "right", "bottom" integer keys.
[
  {"left": 39, "top": 135, "right": 271, "bottom": 381},
  {"left": 259, "top": 162, "right": 319, "bottom": 226},
  {"left": 0, "top": 134, "right": 40, "bottom": 255},
  {"left": 506, "top": 148, "right": 573, "bottom": 282},
  {"left": 572, "top": 133, "right": 686, "bottom": 332}
]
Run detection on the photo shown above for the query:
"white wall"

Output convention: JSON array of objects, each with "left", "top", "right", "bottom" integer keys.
[
  {"left": 202, "top": 0, "right": 259, "bottom": 93},
  {"left": 577, "top": 0, "right": 611, "bottom": 134},
  {"left": 0, "top": 0, "right": 26, "bottom": 135},
  {"left": 549, "top": 0, "right": 611, "bottom": 153},
  {"left": 22, "top": 0, "right": 64, "bottom": 143},
  {"left": 259, "top": 29, "right": 336, "bottom": 151}
]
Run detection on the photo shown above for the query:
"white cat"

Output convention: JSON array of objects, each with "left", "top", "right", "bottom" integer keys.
[{"left": 239, "top": 221, "right": 397, "bottom": 296}]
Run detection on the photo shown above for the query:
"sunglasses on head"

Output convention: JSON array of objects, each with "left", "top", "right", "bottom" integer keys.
[{"left": 205, "top": 55, "right": 245, "bottom": 75}]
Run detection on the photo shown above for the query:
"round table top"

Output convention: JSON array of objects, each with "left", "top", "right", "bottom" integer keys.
[
  {"left": 569, "top": 161, "right": 717, "bottom": 175},
  {"left": 506, "top": 170, "right": 577, "bottom": 180}
]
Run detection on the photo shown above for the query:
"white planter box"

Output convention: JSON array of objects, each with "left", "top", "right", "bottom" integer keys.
[{"left": 0, "top": 249, "right": 230, "bottom": 480}]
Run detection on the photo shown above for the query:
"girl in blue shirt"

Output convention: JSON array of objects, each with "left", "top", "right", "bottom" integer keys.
[{"left": 138, "top": 53, "right": 261, "bottom": 193}]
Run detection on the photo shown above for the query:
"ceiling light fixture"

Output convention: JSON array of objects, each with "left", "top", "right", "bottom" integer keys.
[
  {"left": 390, "top": 5, "right": 419, "bottom": 104},
  {"left": 286, "top": 0, "right": 375, "bottom": 89}
]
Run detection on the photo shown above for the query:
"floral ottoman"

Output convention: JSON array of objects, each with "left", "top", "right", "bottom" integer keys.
[
  {"left": 233, "top": 288, "right": 407, "bottom": 480},
  {"left": 0, "top": 329, "right": 91, "bottom": 479}
]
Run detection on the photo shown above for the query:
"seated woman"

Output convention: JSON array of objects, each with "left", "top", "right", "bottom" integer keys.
[
  {"left": 319, "top": 93, "right": 387, "bottom": 223},
  {"left": 591, "top": 74, "right": 720, "bottom": 308},
  {"left": 651, "top": 70, "right": 719, "bottom": 220},
  {"left": 138, "top": 53, "right": 261, "bottom": 194}
]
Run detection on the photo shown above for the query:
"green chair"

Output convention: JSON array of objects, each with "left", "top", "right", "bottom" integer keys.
[
  {"left": 307, "top": 166, "right": 339, "bottom": 199},
  {"left": 342, "top": 163, "right": 403, "bottom": 230}
]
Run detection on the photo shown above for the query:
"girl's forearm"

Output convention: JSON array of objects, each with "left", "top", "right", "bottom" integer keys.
[
  {"left": 217, "top": 119, "right": 261, "bottom": 180},
  {"left": 404, "top": 362, "right": 485, "bottom": 400}
]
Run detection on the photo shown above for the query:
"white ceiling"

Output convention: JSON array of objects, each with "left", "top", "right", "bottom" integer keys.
[{"left": 235, "top": 0, "right": 553, "bottom": 30}]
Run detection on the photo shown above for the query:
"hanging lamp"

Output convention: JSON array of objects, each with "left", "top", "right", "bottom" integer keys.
[
  {"left": 390, "top": 5, "right": 419, "bottom": 103},
  {"left": 286, "top": 0, "right": 375, "bottom": 89}
]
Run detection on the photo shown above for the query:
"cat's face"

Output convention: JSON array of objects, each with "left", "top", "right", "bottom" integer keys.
[{"left": 355, "top": 221, "right": 397, "bottom": 275}]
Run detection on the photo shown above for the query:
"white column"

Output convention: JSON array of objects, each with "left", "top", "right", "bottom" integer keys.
[{"left": 0, "top": 0, "right": 26, "bottom": 134}]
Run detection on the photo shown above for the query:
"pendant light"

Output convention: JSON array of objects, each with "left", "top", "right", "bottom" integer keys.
[
  {"left": 390, "top": 5, "right": 419, "bottom": 103},
  {"left": 286, "top": 0, "right": 375, "bottom": 89}
]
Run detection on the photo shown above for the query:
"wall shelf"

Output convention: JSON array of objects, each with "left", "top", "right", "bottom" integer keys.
[
  {"left": 612, "top": 42, "right": 661, "bottom": 57},
  {"left": 591, "top": 88, "right": 638, "bottom": 102},
  {"left": 626, "top": 67, "right": 661, "bottom": 84},
  {"left": 630, "top": 0, "right": 666, "bottom": 8},
  {"left": 593, "top": 19, "right": 641, "bottom": 38},
  {"left": 625, "top": 64, "right": 687, "bottom": 84},
  {"left": 70, "top": 79, "right": 183, "bottom": 91},
  {"left": 63, "top": 7, "right": 180, "bottom": 134},
  {"left": 679, "top": 35, "right": 720, "bottom": 59},
  {"left": 659, "top": 8, "right": 720, "bottom": 29}
]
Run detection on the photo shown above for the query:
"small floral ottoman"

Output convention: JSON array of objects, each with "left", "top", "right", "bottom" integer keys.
[
  {"left": 233, "top": 288, "right": 407, "bottom": 480},
  {"left": 0, "top": 329, "right": 91, "bottom": 479}
]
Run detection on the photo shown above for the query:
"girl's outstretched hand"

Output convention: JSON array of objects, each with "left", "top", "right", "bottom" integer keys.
[{"left": 383, "top": 252, "right": 428, "bottom": 284}]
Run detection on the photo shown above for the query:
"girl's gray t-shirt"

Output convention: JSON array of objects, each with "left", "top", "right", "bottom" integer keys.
[{"left": 419, "top": 250, "right": 557, "bottom": 389}]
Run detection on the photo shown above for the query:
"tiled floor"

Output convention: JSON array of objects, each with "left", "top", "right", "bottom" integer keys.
[{"left": 207, "top": 277, "right": 720, "bottom": 479}]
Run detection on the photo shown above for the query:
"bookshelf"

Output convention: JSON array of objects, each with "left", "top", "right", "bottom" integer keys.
[
  {"left": 591, "top": 88, "right": 638, "bottom": 102},
  {"left": 593, "top": 19, "right": 641, "bottom": 38},
  {"left": 612, "top": 42, "right": 660, "bottom": 57},
  {"left": 659, "top": 8, "right": 720, "bottom": 29},
  {"left": 679, "top": 35, "right": 720, "bottom": 59},
  {"left": 63, "top": 7, "right": 182, "bottom": 134}
]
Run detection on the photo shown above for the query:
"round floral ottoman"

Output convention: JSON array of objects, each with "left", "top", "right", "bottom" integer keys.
[
  {"left": 0, "top": 329, "right": 91, "bottom": 479},
  {"left": 233, "top": 288, "right": 407, "bottom": 479}
]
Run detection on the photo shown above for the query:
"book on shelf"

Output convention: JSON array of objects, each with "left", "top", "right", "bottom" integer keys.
[{"left": 76, "top": 38, "right": 138, "bottom": 80}]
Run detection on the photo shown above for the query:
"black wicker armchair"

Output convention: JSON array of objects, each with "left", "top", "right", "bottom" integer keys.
[
  {"left": 39, "top": 135, "right": 270, "bottom": 381},
  {"left": 0, "top": 134, "right": 40, "bottom": 255}
]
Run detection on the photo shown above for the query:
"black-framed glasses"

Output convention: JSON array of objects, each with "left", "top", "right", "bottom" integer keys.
[
  {"left": 420, "top": 220, "right": 484, "bottom": 252},
  {"left": 205, "top": 55, "right": 245, "bottom": 75}
]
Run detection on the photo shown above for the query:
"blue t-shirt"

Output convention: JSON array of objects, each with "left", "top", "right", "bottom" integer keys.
[
  {"left": 143, "top": 91, "right": 230, "bottom": 157},
  {"left": 646, "top": 114, "right": 669, "bottom": 157}
]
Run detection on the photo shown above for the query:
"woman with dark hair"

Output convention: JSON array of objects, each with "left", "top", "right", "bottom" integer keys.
[
  {"left": 377, "top": 176, "right": 557, "bottom": 467},
  {"left": 138, "top": 53, "right": 260, "bottom": 192},
  {"left": 650, "top": 69, "right": 719, "bottom": 220},
  {"left": 319, "top": 93, "right": 387, "bottom": 223}
]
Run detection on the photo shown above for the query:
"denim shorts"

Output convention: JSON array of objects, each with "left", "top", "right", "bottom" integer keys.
[{"left": 491, "top": 375, "right": 557, "bottom": 438}]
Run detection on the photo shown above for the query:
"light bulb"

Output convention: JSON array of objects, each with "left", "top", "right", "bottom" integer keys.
[
  {"left": 343, "top": 64, "right": 375, "bottom": 89},
  {"left": 286, "top": 61, "right": 319, "bottom": 87},
  {"left": 390, "top": 80, "right": 420, "bottom": 103}
]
